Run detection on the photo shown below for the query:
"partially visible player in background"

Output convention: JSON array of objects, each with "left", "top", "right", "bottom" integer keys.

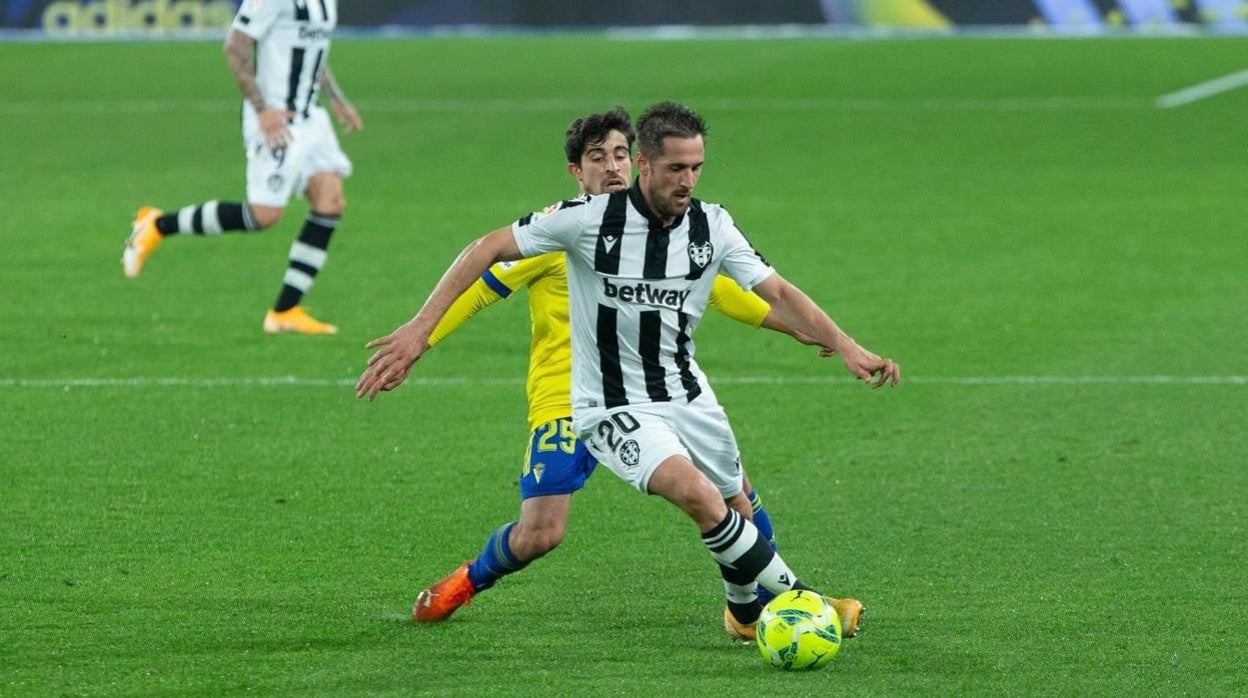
[
  {"left": 122, "top": 0, "right": 362, "bottom": 335},
  {"left": 409, "top": 107, "right": 849, "bottom": 642}
]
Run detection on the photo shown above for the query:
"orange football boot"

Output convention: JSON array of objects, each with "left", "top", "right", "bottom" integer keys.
[
  {"left": 262, "top": 306, "right": 338, "bottom": 335},
  {"left": 412, "top": 562, "right": 476, "bottom": 623},
  {"left": 827, "top": 597, "right": 864, "bottom": 638},
  {"left": 723, "top": 606, "right": 757, "bottom": 643},
  {"left": 122, "top": 206, "right": 163, "bottom": 278}
]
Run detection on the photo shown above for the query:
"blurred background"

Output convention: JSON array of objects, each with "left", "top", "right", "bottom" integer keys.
[{"left": 5, "top": 0, "right": 1248, "bottom": 35}]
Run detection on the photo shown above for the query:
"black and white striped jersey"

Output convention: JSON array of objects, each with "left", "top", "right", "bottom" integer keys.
[
  {"left": 232, "top": 0, "right": 336, "bottom": 123},
  {"left": 511, "top": 185, "right": 774, "bottom": 412}
]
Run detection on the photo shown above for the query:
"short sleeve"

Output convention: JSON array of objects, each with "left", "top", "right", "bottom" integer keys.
[
  {"left": 708, "top": 275, "right": 770, "bottom": 328},
  {"left": 511, "top": 199, "right": 588, "bottom": 258},
  {"left": 232, "top": 0, "right": 282, "bottom": 39},
  {"left": 714, "top": 208, "right": 774, "bottom": 291},
  {"left": 482, "top": 255, "right": 559, "bottom": 297}
]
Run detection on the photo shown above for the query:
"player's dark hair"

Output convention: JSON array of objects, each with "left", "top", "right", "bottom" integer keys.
[
  {"left": 564, "top": 106, "right": 635, "bottom": 164},
  {"left": 635, "top": 101, "right": 707, "bottom": 157}
]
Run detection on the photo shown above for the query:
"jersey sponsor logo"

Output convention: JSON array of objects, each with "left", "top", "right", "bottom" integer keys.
[
  {"left": 688, "top": 240, "right": 713, "bottom": 268},
  {"left": 298, "top": 26, "right": 332, "bottom": 40},
  {"left": 602, "top": 278, "right": 691, "bottom": 310}
]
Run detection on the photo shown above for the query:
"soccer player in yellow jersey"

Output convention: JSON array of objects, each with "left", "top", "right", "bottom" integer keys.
[{"left": 410, "top": 108, "right": 860, "bottom": 640}]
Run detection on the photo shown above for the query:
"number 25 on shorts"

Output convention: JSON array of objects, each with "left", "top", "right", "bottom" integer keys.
[{"left": 536, "top": 418, "right": 577, "bottom": 455}]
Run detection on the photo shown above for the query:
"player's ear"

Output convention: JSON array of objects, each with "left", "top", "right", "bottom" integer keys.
[
  {"left": 636, "top": 151, "right": 648, "bottom": 175},
  {"left": 567, "top": 162, "right": 587, "bottom": 188}
]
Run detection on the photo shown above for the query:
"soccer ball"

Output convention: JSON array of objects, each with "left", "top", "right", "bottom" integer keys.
[{"left": 756, "top": 589, "right": 842, "bottom": 670}]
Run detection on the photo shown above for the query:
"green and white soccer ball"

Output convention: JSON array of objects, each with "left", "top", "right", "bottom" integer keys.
[{"left": 756, "top": 589, "right": 842, "bottom": 670}]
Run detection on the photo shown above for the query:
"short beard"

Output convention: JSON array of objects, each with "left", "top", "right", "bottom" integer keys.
[{"left": 642, "top": 183, "right": 676, "bottom": 219}]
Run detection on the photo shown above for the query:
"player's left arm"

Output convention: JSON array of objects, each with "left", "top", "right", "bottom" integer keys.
[
  {"left": 709, "top": 275, "right": 822, "bottom": 346},
  {"left": 319, "top": 64, "right": 362, "bottom": 133},
  {"left": 752, "top": 273, "right": 900, "bottom": 388}
]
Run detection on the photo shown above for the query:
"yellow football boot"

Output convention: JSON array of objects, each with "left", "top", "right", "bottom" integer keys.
[
  {"left": 122, "top": 206, "right": 163, "bottom": 278},
  {"left": 262, "top": 306, "right": 338, "bottom": 335}
]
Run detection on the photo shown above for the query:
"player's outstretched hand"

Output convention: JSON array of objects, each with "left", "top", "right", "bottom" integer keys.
[
  {"left": 331, "top": 99, "right": 364, "bottom": 134},
  {"left": 356, "top": 322, "right": 429, "bottom": 401},
  {"left": 837, "top": 342, "right": 901, "bottom": 389}
]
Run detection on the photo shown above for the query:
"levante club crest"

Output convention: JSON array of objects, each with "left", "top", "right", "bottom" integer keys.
[{"left": 688, "top": 241, "right": 713, "bottom": 268}]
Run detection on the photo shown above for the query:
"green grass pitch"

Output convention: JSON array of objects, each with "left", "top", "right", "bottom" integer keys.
[{"left": 1, "top": 36, "right": 1246, "bottom": 694}]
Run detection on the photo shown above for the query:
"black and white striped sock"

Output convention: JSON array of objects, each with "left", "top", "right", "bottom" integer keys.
[
  {"left": 273, "top": 212, "right": 338, "bottom": 312},
  {"left": 724, "top": 579, "right": 762, "bottom": 625},
  {"left": 154, "top": 201, "right": 256, "bottom": 236},
  {"left": 702, "top": 509, "right": 810, "bottom": 602}
]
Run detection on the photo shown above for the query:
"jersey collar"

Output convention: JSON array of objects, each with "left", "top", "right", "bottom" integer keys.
[{"left": 628, "top": 177, "right": 686, "bottom": 230}]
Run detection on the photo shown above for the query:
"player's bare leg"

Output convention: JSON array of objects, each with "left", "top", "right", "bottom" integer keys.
[
  {"left": 249, "top": 204, "right": 285, "bottom": 229},
  {"left": 415, "top": 494, "right": 572, "bottom": 623},
  {"left": 509, "top": 494, "right": 571, "bottom": 560},
  {"left": 263, "top": 173, "right": 341, "bottom": 334},
  {"left": 416, "top": 417, "right": 594, "bottom": 624},
  {"left": 725, "top": 490, "right": 752, "bottom": 519}
]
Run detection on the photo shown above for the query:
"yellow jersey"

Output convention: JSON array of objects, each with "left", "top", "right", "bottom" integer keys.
[{"left": 429, "top": 253, "right": 770, "bottom": 431}]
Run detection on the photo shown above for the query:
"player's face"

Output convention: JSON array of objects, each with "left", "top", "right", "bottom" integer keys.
[
  {"left": 570, "top": 129, "right": 632, "bottom": 195},
  {"left": 639, "top": 135, "right": 704, "bottom": 222}
]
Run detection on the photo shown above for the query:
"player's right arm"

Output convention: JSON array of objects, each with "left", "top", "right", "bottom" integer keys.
[
  {"left": 426, "top": 278, "right": 505, "bottom": 348},
  {"left": 357, "top": 202, "right": 586, "bottom": 399},
  {"left": 224, "top": 0, "right": 291, "bottom": 149},
  {"left": 427, "top": 258, "right": 549, "bottom": 348},
  {"left": 356, "top": 227, "right": 525, "bottom": 399}
]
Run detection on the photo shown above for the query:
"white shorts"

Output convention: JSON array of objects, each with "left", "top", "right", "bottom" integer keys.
[
  {"left": 243, "top": 106, "right": 352, "bottom": 208},
  {"left": 575, "top": 393, "right": 744, "bottom": 499}
]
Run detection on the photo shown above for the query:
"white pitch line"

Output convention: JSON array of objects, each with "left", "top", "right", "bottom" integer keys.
[
  {"left": 0, "top": 375, "right": 1244, "bottom": 388},
  {"left": 1155, "top": 68, "right": 1248, "bottom": 109},
  {"left": 0, "top": 95, "right": 1147, "bottom": 117}
]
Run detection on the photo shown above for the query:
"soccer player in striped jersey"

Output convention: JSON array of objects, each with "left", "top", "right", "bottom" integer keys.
[
  {"left": 122, "top": 0, "right": 361, "bottom": 335},
  {"left": 406, "top": 107, "right": 821, "bottom": 639},
  {"left": 359, "top": 102, "right": 899, "bottom": 640}
]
